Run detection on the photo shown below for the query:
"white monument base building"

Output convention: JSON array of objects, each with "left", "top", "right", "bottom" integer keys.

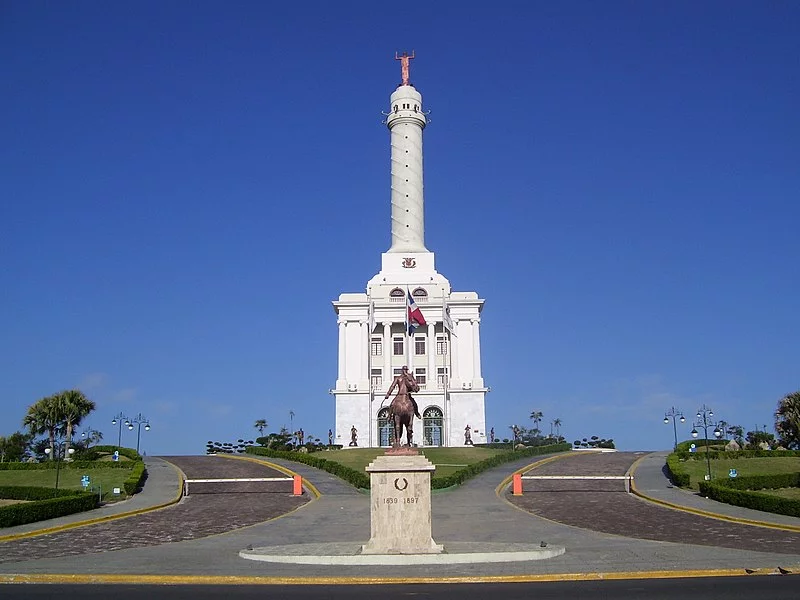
[{"left": 332, "top": 54, "right": 487, "bottom": 448}]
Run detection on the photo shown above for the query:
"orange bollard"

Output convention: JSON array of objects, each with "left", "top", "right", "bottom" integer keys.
[
  {"left": 293, "top": 475, "right": 303, "bottom": 496},
  {"left": 512, "top": 472, "right": 523, "bottom": 496}
]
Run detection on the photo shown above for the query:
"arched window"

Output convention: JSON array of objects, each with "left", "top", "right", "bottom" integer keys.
[
  {"left": 389, "top": 288, "right": 405, "bottom": 304},
  {"left": 423, "top": 407, "right": 444, "bottom": 447},
  {"left": 377, "top": 407, "right": 395, "bottom": 447},
  {"left": 412, "top": 288, "right": 427, "bottom": 303}
]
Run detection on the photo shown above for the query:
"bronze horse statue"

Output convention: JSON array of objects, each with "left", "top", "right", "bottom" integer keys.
[{"left": 384, "top": 366, "right": 421, "bottom": 447}]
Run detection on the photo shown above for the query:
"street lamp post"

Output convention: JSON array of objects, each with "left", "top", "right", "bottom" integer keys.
[
  {"left": 111, "top": 413, "right": 130, "bottom": 449},
  {"left": 130, "top": 413, "right": 151, "bottom": 454},
  {"left": 691, "top": 405, "right": 723, "bottom": 482},
  {"left": 663, "top": 407, "right": 686, "bottom": 451},
  {"left": 44, "top": 441, "right": 75, "bottom": 489}
]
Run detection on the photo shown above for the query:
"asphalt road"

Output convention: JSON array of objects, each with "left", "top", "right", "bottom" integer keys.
[{"left": 0, "top": 577, "right": 797, "bottom": 600}]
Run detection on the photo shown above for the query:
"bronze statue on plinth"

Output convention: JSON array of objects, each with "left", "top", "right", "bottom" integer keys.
[{"left": 384, "top": 365, "right": 421, "bottom": 448}]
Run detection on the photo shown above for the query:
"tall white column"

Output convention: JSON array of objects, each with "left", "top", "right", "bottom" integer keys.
[
  {"left": 382, "top": 322, "right": 392, "bottom": 390},
  {"left": 387, "top": 84, "right": 427, "bottom": 253},
  {"left": 427, "top": 322, "right": 436, "bottom": 391},
  {"left": 450, "top": 320, "right": 459, "bottom": 386},
  {"left": 337, "top": 319, "right": 346, "bottom": 384},
  {"left": 471, "top": 318, "right": 482, "bottom": 386}
]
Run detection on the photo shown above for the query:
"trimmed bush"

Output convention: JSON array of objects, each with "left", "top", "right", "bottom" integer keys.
[
  {"left": 698, "top": 473, "right": 800, "bottom": 518},
  {"left": 431, "top": 443, "right": 571, "bottom": 489},
  {"left": 123, "top": 460, "right": 148, "bottom": 495},
  {"left": 0, "top": 461, "right": 135, "bottom": 471},
  {"left": 0, "top": 487, "right": 99, "bottom": 528},
  {"left": 246, "top": 447, "right": 370, "bottom": 489},
  {"left": 246, "top": 443, "right": 571, "bottom": 490}
]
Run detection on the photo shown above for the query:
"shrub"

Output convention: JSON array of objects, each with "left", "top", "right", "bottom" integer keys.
[
  {"left": 124, "top": 460, "right": 148, "bottom": 495},
  {"left": 0, "top": 487, "right": 99, "bottom": 528},
  {"left": 246, "top": 443, "right": 571, "bottom": 490},
  {"left": 699, "top": 473, "right": 800, "bottom": 517}
]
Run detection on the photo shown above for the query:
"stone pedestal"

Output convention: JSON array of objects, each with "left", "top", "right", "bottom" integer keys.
[{"left": 361, "top": 453, "right": 443, "bottom": 555}]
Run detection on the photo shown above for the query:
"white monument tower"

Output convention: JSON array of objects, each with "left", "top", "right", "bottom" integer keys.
[{"left": 333, "top": 53, "right": 487, "bottom": 448}]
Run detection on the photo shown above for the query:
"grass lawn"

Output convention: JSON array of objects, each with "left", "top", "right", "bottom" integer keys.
[
  {"left": 0, "top": 499, "right": 28, "bottom": 507},
  {"left": 760, "top": 488, "right": 800, "bottom": 500},
  {"left": 0, "top": 466, "right": 134, "bottom": 502},
  {"left": 320, "top": 447, "right": 506, "bottom": 480},
  {"left": 677, "top": 456, "right": 800, "bottom": 490}
]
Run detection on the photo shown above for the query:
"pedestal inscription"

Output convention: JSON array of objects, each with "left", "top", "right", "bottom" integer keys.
[{"left": 361, "top": 454, "right": 443, "bottom": 554}]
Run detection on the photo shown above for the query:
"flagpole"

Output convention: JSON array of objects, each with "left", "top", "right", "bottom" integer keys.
[{"left": 367, "top": 300, "right": 372, "bottom": 448}]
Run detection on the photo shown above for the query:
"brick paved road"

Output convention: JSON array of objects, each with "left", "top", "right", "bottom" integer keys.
[
  {"left": 506, "top": 451, "right": 800, "bottom": 554},
  {"left": 0, "top": 456, "right": 308, "bottom": 564}
]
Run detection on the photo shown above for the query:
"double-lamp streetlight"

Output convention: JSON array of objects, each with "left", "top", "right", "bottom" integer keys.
[
  {"left": 129, "top": 413, "right": 151, "bottom": 453},
  {"left": 691, "top": 405, "right": 723, "bottom": 482},
  {"left": 663, "top": 407, "right": 685, "bottom": 451},
  {"left": 44, "top": 440, "right": 74, "bottom": 489}
]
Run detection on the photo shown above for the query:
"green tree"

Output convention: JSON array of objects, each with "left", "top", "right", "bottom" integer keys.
[
  {"left": 254, "top": 419, "right": 268, "bottom": 436},
  {"left": 552, "top": 418, "right": 562, "bottom": 438},
  {"left": 54, "top": 389, "right": 96, "bottom": 456},
  {"left": 775, "top": 391, "right": 800, "bottom": 449},
  {"left": 23, "top": 395, "right": 60, "bottom": 459},
  {"left": 0, "top": 431, "right": 33, "bottom": 462},
  {"left": 529, "top": 411, "right": 544, "bottom": 437}
]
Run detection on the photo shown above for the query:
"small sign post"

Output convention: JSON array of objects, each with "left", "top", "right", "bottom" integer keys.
[
  {"left": 81, "top": 475, "right": 90, "bottom": 489},
  {"left": 729, "top": 468, "right": 738, "bottom": 478}
]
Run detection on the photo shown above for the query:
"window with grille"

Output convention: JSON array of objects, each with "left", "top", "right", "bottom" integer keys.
[
  {"left": 371, "top": 337, "right": 382, "bottom": 356},
  {"left": 371, "top": 368, "right": 382, "bottom": 390},
  {"left": 437, "top": 367, "right": 447, "bottom": 388},
  {"left": 436, "top": 336, "right": 447, "bottom": 355},
  {"left": 415, "top": 336, "right": 426, "bottom": 355},
  {"left": 415, "top": 368, "right": 427, "bottom": 387},
  {"left": 393, "top": 337, "right": 404, "bottom": 356}
]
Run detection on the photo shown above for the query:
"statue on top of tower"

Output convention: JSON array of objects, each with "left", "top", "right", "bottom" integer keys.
[{"left": 395, "top": 51, "right": 415, "bottom": 86}]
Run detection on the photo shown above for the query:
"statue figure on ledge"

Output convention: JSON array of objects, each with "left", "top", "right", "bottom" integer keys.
[
  {"left": 464, "top": 424, "right": 473, "bottom": 446},
  {"left": 349, "top": 425, "right": 358, "bottom": 447}
]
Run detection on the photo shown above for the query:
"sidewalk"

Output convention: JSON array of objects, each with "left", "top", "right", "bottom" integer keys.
[
  {"left": 0, "top": 457, "right": 182, "bottom": 540},
  {"left": 631, "top": 451, "right": 800, "bottom": 530}
]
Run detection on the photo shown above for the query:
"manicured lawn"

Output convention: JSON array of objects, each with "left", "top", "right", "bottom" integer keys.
[
  {"left": 0, "top": 499, "right": 28, "bottom": 507},
  {"left": 760, "top": 487, "right": 800, "bottom": 500},
  {"left": 677, "top": 456, "right": 800, "bottom": 490},
  {"left": 320, "top": 447, "right": 505, "bottom": 479},
  {"left": 0, "top": 467, "right": 134, "bottom": 501}
]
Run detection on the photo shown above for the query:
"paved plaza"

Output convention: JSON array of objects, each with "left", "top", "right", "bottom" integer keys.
[{"left": 1, "top": 451, "right": 799, "bottom": 582}]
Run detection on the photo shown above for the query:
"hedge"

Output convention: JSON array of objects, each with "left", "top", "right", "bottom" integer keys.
[
  {"left": 245, "top": 443, "right": 571, "bottom": 490},
  {"left": 0, "top": 461, "right": 136, "bottom": 471},
  {"left": 698, "top": 473, "right": 800, "bottom": 518},
  {"left": 124, "top": 460, "right": 148, "bottom": 495},
  {"left": 666, "top": 449, "right": 800, "bottom": 488},
  {"left": 246, "top": 447, "right": 370, "bottom": 488},
  {"left": 0, "top": 486, "right": 99, "bottom": 528}
]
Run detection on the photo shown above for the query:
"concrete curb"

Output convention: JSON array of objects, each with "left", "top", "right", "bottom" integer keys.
[{"left": 1, "top": 567, "right": 796, "bottom": 585}]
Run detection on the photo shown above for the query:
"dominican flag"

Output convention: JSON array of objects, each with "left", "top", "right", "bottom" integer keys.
[{"left": 407, "top": 289, "right": 427, "bottom": 335}]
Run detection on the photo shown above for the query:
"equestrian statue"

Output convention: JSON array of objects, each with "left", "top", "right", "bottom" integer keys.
[{"left": 383, "top": 365, "right": 421, "bottom": 446}]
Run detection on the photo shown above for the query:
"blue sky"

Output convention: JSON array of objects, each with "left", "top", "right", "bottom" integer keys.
[{"left": 2, "top": 2, "right": 798, "bottom": 454}]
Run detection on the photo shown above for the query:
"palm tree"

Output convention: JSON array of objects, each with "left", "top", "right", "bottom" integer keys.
[
  {"left": 775, "top": 391, "right": 800, "bottom": 449},
  {"left": 254, "top": 419, "right": 268, "bottom": 436},
  {"left": 529, "top": 411, "right": 544, "bottom": 437},
  {"left": 23, "top": 395, "right": 60, "bottom": 459},
  {"left": 553, "top": 418, "right": 562, "bottom": 439},
  {"left": 55, "top": 389, "right": 95, "bottom": 456}
]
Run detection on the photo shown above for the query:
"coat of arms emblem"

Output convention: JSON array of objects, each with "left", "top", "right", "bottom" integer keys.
[{"left": 402, "top": 257, "right": 416, "bottom": 268}]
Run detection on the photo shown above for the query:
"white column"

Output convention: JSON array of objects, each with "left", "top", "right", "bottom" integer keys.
[
  {"left": 337, "top": 319, "right": 346, "bottom": 384},
  {"left": 361, "top": 320, "right": 368, "bottom": 386},
  {"left": 427, "top": 322, "right": 436, "bottom": 391},
  {"left": 450, "top": 320, "right": 459, "bottom": 386},
  {"left": 471, "top": 318, "right": 482, "bottom": 386},
  {"left": 382, "top": 322, "right": 392, "bottom": 391}
]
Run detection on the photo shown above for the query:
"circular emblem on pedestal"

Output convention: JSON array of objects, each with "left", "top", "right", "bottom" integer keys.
[{"left": 393, "top": 477, "right": 408, "bottom": 491}]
